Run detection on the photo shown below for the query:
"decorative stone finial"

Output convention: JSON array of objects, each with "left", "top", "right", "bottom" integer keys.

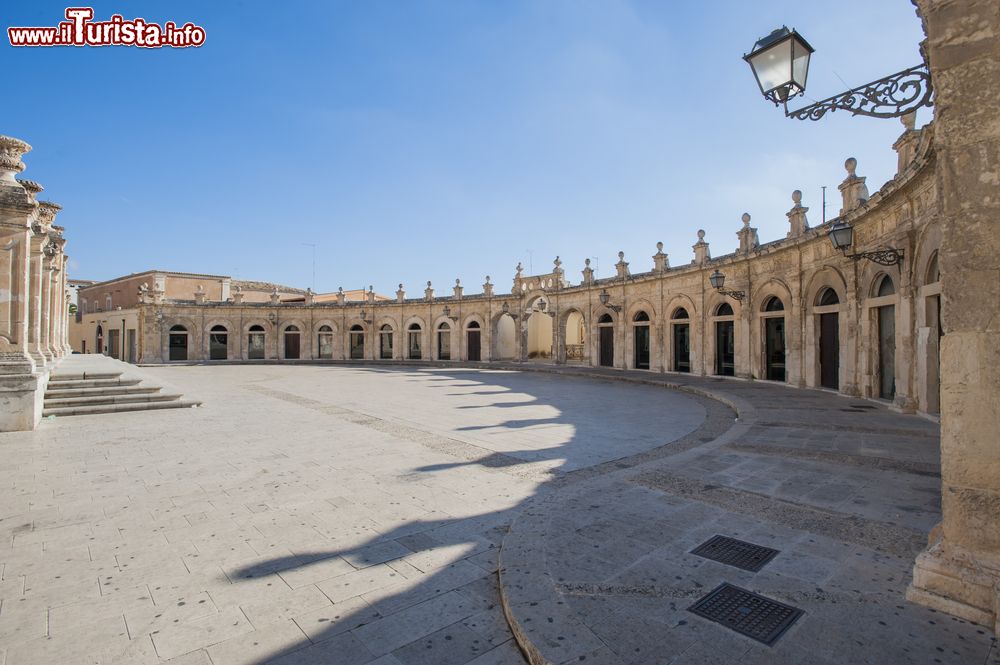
[
  {"left": 515, "top": 262, "right": 523, "bottom": 275},
  {"left": 618, "top": 251, "right": 625, "bottom": 260},
  {"left": 657, "top": 241, "right": 663, "bottom": 252},
  {"left": 845, "top": 157, "right": 858, "bottom": 176},
  {"left": 485, "top": 275, "right": 491, "bottom": 284},
  {"left": 787, "top": 190, "right": 809, "bottom": 238},
  {"left": 840, "top": 157, "right": 869, "bottom": 214},
  {"left": 554, "top": 256, "right": 562, "bottom": 269},
  {"left": 737, "top": 213, "right": 759, "bottom": 255},
  {"left": 741, "top": 212, "right": 751, "bottom": 227},
  {"left": 697, "top": 229, "right": 706, "bottom": 241},
  {"left": 456, "top": 278, "right": 461, "bottom": 285},
  {"left": 0, "top": 135, "right": 31, "bottom": 184},
  {"left": 398, "top": 283, "right": 404, "bottom": 290},
  {"left": 901, "top": 111, "right": 916, "bottom": 132},
  {"left": 396, "top": 284, "right": 406, "bottom": 303},
  {"left": 585, "top": 258, "right": 591, "bottom": 267},
  {"left": 653, "top": 241, "right": 669, "bottom": 272},
  {"left": 483, "top": 276, "right": 494, "bottom": 297},
  {"left": 427, "top": 280, "right": 432, "bottom": 287},
  {"left": 693, "top": 230, "right": 710, "bottom": 265},
  {"left": 792, "top": 190, "right": 802, "bottom": 206},
  {"left": 615, "top": 251, "right": 630, "bottom": 279}
]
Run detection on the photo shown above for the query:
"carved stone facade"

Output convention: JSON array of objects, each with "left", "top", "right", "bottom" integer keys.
[{"left": 0, "top": 136, "right": 71, "bottom": 431}]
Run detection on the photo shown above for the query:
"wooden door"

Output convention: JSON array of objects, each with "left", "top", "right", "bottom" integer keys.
[
  {"left": 819, "top": 313, "right": 839, "bottom": 389},
  {"left": 599, "top": 327, "right": 614, "bottom": 367},
  {"left": 634, "top": 325, "right": 650, "bottom": 369},
  {"left": 467, "top": 330, "right": 481, "bottom": 361},
  {"left": 673, "top": 324, "right": 690, "bottom": 372},
  {"left": 284, "top": 333, "right": 300, "bottom": 360},
  {"left": 764, "top": 317, "right": 786, "bottom": 381},
  {"left": 878, "top": 305, "right": 896, "bottom": 399},
  {"left": 715, "top": 321, "right": 734, "bottom": 376}
]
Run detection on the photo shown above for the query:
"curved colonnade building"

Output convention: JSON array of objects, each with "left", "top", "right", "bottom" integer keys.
[{"left": 140, "top": 121, "right": 943, "bottom": 416}]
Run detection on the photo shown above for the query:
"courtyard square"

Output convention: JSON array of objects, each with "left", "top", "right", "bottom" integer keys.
[{"left": 0, "top": 360, "right": 995, "bottom": 664}]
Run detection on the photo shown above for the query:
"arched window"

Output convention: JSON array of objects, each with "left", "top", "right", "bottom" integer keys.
[
  {"left": 169, "top": 324, "right": 187, "bottom": 332},
  {"left": 671, "top": 307, "right": 689, "bottom": 320},
  {"left": 633, "top": 311, "right": 650, "bottom": 322},
  {"left": 379, "top": 324, "right": 393, "bottom": 359},
  {"left": 284, "top": 324, "right": 299, "bottom": 332},
  {"left": 467, "top": 320, "right": 481, "bottom": 329},
  {"left": 926, "top": 251, "right": 940, "bottom": 284},
  {"left": 407, "top": 323, "right": 422, "bottom": 360},
  {"left": 318, "top": 324, "right": 334, "bottom": 359},
  {"left": 437, "top": 322, "right": 451, "bottom": 360},
  {"left": 248, "top": 324, "right": 265, "bottom": 359},
  {"left": 598, "top": 313, "right": 613, "bottom": 324},
  {"left": 350, "top": 324, "right": 365, "bottom": 359},
  {"left": 715, "top": 303, "right": 734, "bottom": 316},
  {"left": 209, "top": 325, "right": 228, "bottom": 360},
  {"left": 763, "top": 296, "right": 784, "bottom": 312},
  {"left": 818, "top": 288, "right": 840, "bottom": 306},
  {"left": 877, "top": 275, "right": 896, "bottom": 297}
]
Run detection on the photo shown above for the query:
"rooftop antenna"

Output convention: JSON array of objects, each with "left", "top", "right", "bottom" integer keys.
[
  {"left": 590, "top": 257, "right": 599, "bottom": 277},
  {"left": 821, "top": 186, "right": 827, "bottom": 224}
]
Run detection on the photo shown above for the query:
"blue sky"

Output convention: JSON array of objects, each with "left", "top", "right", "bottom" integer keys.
[{"left": 4, "top": 1, "right": 928, "bottom": 295}]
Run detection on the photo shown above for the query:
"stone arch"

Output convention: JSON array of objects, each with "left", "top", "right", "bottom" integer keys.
[
  {"left": 913, "top": 220, "right": 942, "bottom": 289},
  {"left": 203, "top": 317, "right": 236, "bottom": 360},
  {"left": 491, "top": 310, "right": 517, "bottom": 361},
  {"left": 665, "top": 293, "right": 698, "bottom": 374},
  {"left": 163, "top": 316, "right": 198, "bottom": 362},
  {"left": 278, "top": 318, "right": 307, "bottom": 360},
  {"left": 912, "top": 220, "right": 942, "bottom": 414},
  {"left": 802, "top": 266, "right": 850, "bottom": 392},
  {"left": 524, "top": 295, "right": 553, "bottom": 361},
  {"left": 462, "top": 313, "right": 487, "bottom": 361},
  {"left": 803, "top": 266, "right": 849, "bottom": 309},
  {"left": 432, "top": 317, "right": 455, "bottom": 360},
  {"left": 751, "top": 278, "right": 793, "bottom": 314},
  {"left": 752, "top": 280, "right": 793, "bottom": 383},
  {"left": 558, "top": 307, "right": 587, "bottom": 363},
  {"left": 314, "top": 318, "right": 338, "bottom": 360},
  {"left": 403, "top": 316, "right": 427, "bottom": 360}
]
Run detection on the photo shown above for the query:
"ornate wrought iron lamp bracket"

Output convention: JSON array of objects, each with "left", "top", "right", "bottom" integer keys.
[
  {"left": 843, "top": 248, "right": 905, "bottom": 266},
  {"left": 718, "top": 289, "right": 746, "bottom": 302},
  {"left": 784, "top": 64, "right": 933, "bottom": 121}
]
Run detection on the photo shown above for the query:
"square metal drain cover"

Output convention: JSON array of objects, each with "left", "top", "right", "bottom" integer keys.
[
  {"left": 690, "top": 535, "right": 779, "bottom": 572},
  {"left": 688, "top": 583, "right": 803, "bottom": 646}
]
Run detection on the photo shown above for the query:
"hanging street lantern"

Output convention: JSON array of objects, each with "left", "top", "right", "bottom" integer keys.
[
  {"left": 827, "top": 220, "right": 904, "bottom": 266},
  {"left": 744, "top": 26, "right": 814, "bottom": 106},
  {"left": 709, "top": 270, "right": 745, "bottom": 302},
  {"left": 744, "top": 26, "right": 932, "bottom": 120}
]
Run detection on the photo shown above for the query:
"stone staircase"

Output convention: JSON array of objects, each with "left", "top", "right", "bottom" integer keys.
[{"left": 43, "top": 357, "right": 201, "bottom": 418}]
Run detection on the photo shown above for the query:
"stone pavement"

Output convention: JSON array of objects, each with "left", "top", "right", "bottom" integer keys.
[
  {"left": 0, "top": 361, "right": 995, "bottom": 664},
  {"left": 494, "top": 365, "right": 999, "bottom": 665},
  {"left": 0, "top": 362, "right": 709, "bottom": 665}
]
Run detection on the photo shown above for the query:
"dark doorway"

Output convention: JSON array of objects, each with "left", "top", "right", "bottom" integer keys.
[
  {"left": 715, "top": 320, "right": 734, "bottom": 376},
  {"left": 284, "top": 326, "right": 300, "bottom": 359},
  {"left": 633, "top": 312, "right": 650, "bottom": 370},
  {"left": 350, "top": 325, "right": 365, "bottom": 359},
  {"left": 878, "top": 305, "right": 896, "bottom": 399},
  {"left": 209, "top": 325, "right": 228, "bottom": 360},
  {"left": 168, "top": 325, "right": 188, "bottom": 361},
  {"left": 673, "top": 323, "right": 690, "bottom": 372},
  {"left": 96, "top": 325, "right": 103, "bottom": 355},
  {"left": 764, "top": 317, "right": 786, "bottom": 381},
  {"left": 598, "top": 314, "right": 614, "bottom": 367},
  {"left": 819, "top": 313, "right": 839, "bottom": 389},
  {"left": 467, "top": 322, "right": 481, "bottom": 361},
  {"left": 248, "top": 325, "right": 265, "bottom": 359},
  {"left": 379, "top": 325, "right": 393, "bottom": 359}
]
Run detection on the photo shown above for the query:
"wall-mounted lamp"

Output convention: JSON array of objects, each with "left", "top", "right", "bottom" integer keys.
[
  {"left": 598, "top": 289, "right": 622, "bottom": 313},
  {"left": 827, "top": 221, "right": 904, "bottom": 266},
  {"left": 442, "top": 305, "right": 459, "bottom": 321},
  {"left": 709, "top": 270, "right": 746, "bottom": 302},
  {"left": 267, "top": 312, "right": 277, "bottom": 324}
]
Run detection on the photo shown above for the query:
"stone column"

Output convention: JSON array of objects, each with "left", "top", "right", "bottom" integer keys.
[
  {"left": 908, "top": 0, "right": 1000, "bottom": 634},
  {"left": 0, "top": 136, "right": 44, "bottom": 431}
]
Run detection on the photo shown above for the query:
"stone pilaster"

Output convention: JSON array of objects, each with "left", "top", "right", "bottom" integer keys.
[{"left": 907, "top": 0, "right": 1000, "bottom": 634}]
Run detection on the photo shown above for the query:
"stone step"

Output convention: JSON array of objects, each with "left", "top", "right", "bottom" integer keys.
[
  {"left": 45, "top": 377, "right": 142, "bottom": 390},
  {"left": 44, "top": 385, "right": 162, "bottom": 399},
  {"left": 42, "top": 400, "right": 202, "bottom": 418},
  {"left": 48, "top": 371, "right": 123, "bottom": 382},
  {"left": 44, "top": 392, "right": 185, "bottom": 408}
]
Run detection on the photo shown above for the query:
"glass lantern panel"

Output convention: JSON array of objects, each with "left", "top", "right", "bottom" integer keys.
[{"left": 749, "top": 37, "right": 793, "bottom": 95}]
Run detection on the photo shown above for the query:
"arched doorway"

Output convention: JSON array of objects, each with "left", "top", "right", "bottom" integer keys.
[
  {"left": 762, "top": 296, "right": 786, "bottom": 381},
  {"left": 96, "top": 324, "right": 104, "bottom": 355},
  {"left": 209, "top": 325, "right": 228, "bottom": 360},
  {"left": 168, "top": 325, "right": 188, "bottom": 361},
  {"left": 526, "top": 299, "right": 553, "bottom": 360},
  {"left": 318, "top": 325, "right": 334, "bottom": 359},
  {"left": 349, "top": 325, "right": 365, "bottom": 359},
  {"left": 564, "top": 310, "right": 585, "bottom": 362},
  {"left": 248, "top": 325, "right": 266, "bottom": 359},
  {"left": 437, "top": 322, "right": 452, "bottom": 360},
  {"left": 407, "top": 323, "right": 422, "bottom": 360},
  {"left": 283, "top": 325, "right": 301, "bottom": 359},
  {"left": 598, "top": 313, "right": 614, "bottom": 367},
  {"left": 466, "top": 321, "right": 481, "bottom": 361},
  {"left": 816, "top": 288, "right": 841, "bottom": 390},
  {"left": 379, "top": 324, "right": 394, "bottom": 359},
  {"left": 633, "top": 311, "right": 651, "bottom": 370},
  {"left": 714, "top": 303, "right": 735, "bottom": 376},
  {"left": 670, "top": 307, "right": 690, "bottom": 372},
  {"left": 874, "top": 275, "right": 896, "bottom": 400},
  {"left": 494, "top": 313, "right": 516, "bottom": 360}
]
